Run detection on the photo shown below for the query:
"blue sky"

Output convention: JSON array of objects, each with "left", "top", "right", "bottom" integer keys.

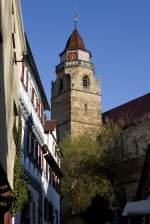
[{"left": 21, "top": 0, "right": 150, "bottom": 113}]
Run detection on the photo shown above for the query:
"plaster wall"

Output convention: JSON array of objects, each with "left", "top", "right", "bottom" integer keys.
[{"left": 0, "top": 0, "right": 25, "bottom": 188}]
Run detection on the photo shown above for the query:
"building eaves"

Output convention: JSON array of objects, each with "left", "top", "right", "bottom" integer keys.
[{"left": 25, "top": 35, "right": 50, "bottom": 111}]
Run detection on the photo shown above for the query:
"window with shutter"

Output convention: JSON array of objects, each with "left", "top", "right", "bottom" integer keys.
[{"left": 83, "top": 75, "right": 90, "bottom": 88}]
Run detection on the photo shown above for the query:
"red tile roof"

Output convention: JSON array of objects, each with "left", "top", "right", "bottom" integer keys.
[
  {"left": 102, "top": 93, "right": 150, "bottom": 123},
  {"left": 44, "top": 120, "right": 57, "bottom": 133},
  {"left": 65, "top": 29, "right": 85, "bottom": 50},
  {"left": 60, "top": 28, "right": 91, "bottom": 56}
]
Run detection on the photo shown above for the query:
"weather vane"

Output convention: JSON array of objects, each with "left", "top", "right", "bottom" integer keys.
[{"left": 73, "top": 9, "right": 79, "bottom": 29}]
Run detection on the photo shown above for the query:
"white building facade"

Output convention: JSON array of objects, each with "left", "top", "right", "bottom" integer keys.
[
  {"left": 0, "top": 0, "right": 26, "bottom": 222},
  {"left": 14, "top": 37, "right": 62, "bottom": 224}
]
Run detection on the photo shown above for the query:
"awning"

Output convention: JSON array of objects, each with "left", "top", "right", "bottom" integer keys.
[{"left": 122, "top": 200, "right": 150, "bottom": 216}]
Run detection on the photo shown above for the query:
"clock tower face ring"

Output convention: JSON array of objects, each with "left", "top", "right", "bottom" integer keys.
[{"left": 67, "top": 52, "right": 77, "bottom": 61}]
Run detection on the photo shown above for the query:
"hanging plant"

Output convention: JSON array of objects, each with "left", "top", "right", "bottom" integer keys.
[{"left": 10, "top": 110, "right": 29, "bottom": 215}]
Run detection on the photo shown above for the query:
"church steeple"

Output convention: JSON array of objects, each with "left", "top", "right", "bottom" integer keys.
[
  {"left": 51, "top": 26, "right": 101, "bottom": 137},
  {"left": 59, "top": 26, "right": 92, "bottom": 64}
]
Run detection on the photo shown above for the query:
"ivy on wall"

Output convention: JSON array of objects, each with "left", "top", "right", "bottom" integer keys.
[{"left": 10, "top": 110, "right": 29, "bottom": 215}]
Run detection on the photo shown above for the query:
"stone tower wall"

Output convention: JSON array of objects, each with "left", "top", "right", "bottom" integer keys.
[{"left": 51, "top": 64, "right": 101, "bottom": 138}]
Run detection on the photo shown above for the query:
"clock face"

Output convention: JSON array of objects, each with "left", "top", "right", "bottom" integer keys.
[{"left": 67, "top": 52, "right": 77, "bottom": 61}]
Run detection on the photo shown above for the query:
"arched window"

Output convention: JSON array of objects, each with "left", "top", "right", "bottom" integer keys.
[{"left": 82, "top": 75, "right": 89, "bottom": 88}]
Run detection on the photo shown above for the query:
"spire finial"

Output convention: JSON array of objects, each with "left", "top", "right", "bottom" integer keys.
[
  {"left": 73, "top": 9, "right": 79, "bottom": 29},
  {"left": 74, "top": 15, "right": 78, "bottom": 29}
]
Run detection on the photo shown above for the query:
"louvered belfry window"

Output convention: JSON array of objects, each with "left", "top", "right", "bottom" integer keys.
[{"left": 83, "top": 75, "right": 89, "bottom": 88}]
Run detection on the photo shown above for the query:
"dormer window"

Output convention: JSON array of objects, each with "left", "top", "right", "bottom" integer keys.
[{"left": 83, "top": 75, "right": 89, "bottom": 88}]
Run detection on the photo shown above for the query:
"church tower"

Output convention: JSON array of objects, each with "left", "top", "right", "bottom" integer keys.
[{"left": 51, "top": 23, "right": 101, "bottom": 137}]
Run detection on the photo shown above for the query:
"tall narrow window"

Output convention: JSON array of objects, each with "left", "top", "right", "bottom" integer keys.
[
  {"left": 12, "top": 2, "right": 14, "bottom": 14},
  {"left": 49, "top": 168, "right": 52, "bottom": 184},
  {"left": 0, "top": 31, "right": 2, "bottom": 43},
  {"left": 38, "top": 146, "right": 41, "bottom": 167},
  {"left": 34, "top": 140, "right": 38, "bottom": 161},
  {"left": 12, "top": 33, "right": 16, "bottom": 63},
  {"left": 82, "top": 75, "right": 89, "bottom": 88},
  {"left": 26, "top": 127, "right": 30, "bottom": 152},
  {"left": 32, "top": 88, "right": 35, "bottom": 104},
  {"left": 46, "top": 162, "right": 49, "bottom": 180},
  {"left": 30, "top": 133, "right": 35, "bottom": 156},
  {"left": 29, "top": 133, "right": 32, "bottom": 154},
  {"left": 40, "top": 103, "right": 43, "bottom": 120},
  {"left": 52, "top": 173, "right": 55, "bottom": 189},
  {"left": 59, "top": 79, "right": 63, "bottom": 92},
  {"left": 44, "top": 198, "right": 48, "bottom": 221},
  {"left": 48, "top": 202, "right": 53, "bottom": 222},
  {"left": 55, "top": 209, "right": 59, "bottom": 224},
  {"left": 26, "top": 69, "right": 29, "bottom": 92},
  {"left": 36, "top": 98, "right": 39, "bottom": 113},
  {"left": 21, "top": 62, "right": 25, "bottom": 82},
  {"left": 41, "top": 149, "right": 43, "bottom": 170},
  {"left": 32, "top": 202, "right": 35, "bottom": 224},
  {"left": 84, "top": 104, "right": 88, "bottom": 114}
]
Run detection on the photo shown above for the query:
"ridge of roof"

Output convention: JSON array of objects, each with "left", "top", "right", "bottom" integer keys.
[{"left": 102, "top": 92, "right": 150, "bottom": 122}]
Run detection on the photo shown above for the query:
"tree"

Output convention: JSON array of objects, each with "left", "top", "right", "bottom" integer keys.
[
  {"left": 60, "top": 127, "right": 115, "bottom": 223},
  {"left": 82, "top": 120, "right": 147, "bottom": 208},
  {"left": 60, "top": 120, "right": 147, "bottom": 223}
]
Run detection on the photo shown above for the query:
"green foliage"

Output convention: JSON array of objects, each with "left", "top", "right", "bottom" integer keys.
[
  {"left": 87, "top": 122, "right": 125, "bottom": 181},
  {"left": 11, "top": 111, "right": 29, "bottom": 215},
  {"left": 0, "top": 200, "right": 8, "bottom": 207},
  {"left": 60, "top": 130, "right": 112, "bottom": 217},
  {"left": 61, "top": 119, "right": 149, "bottom": 221}
]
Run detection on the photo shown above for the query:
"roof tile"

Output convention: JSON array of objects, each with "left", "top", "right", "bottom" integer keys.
[
  {"left": 44, "top": 120, "right": 57, "bottom": 133},
  {"left": 102, "top": 93, "right": 150, "bottom": 123}
]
